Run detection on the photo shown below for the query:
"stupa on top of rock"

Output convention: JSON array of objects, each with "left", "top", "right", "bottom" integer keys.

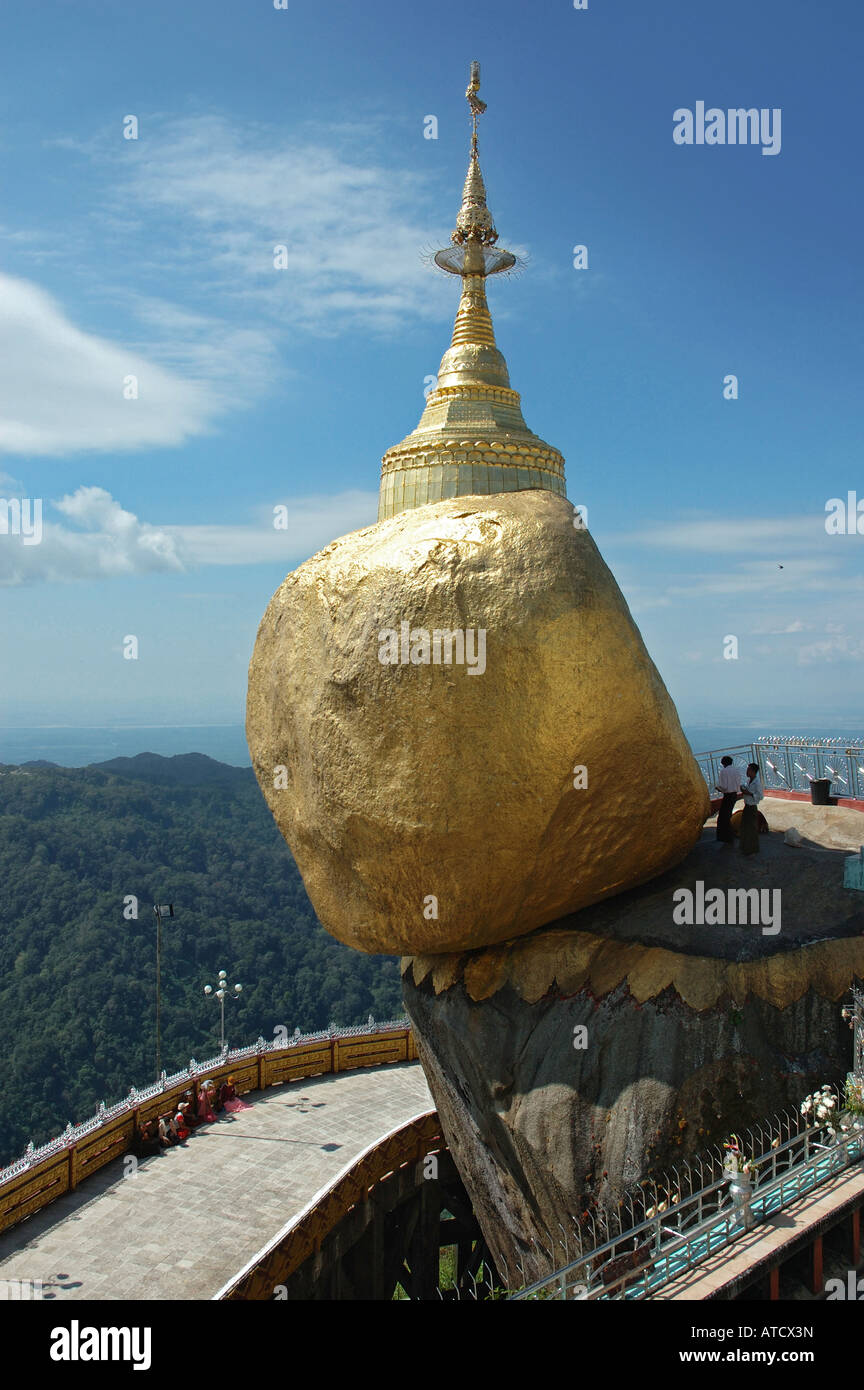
[
  {"left": 246, "top": 65, "right": 709, "bottom": 958},
  {"left": 378, "top": 62, "right": 566, "bottom": 520}
]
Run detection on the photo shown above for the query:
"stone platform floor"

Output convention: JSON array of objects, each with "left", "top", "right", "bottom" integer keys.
[
  {"left": 545, "top": 796, "right": 864, "bottom": 961},
  {"left": 0, "top": 1062, "right": 432, "bottom": 1301}
]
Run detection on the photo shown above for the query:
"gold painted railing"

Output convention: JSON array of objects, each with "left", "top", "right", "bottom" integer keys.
[
  {"left": 0, "top": 1023, "right": 418, "bottom": 1238},
  {"left": 215, "top": 1109, "right": 444, "bottom": 1300}
]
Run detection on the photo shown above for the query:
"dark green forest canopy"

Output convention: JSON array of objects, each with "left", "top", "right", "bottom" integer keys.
[{"left": 0, "top": 754, "right": 403, "bottom": 1168}]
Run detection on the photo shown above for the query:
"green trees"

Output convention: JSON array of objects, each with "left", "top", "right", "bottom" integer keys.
[{"left": 0, "top": 756, "right": 403, "bottom": 1166}]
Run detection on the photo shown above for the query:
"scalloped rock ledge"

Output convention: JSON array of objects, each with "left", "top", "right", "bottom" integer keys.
[{"left": 404, "top": 930, "right": 864, "bottom": 1011}]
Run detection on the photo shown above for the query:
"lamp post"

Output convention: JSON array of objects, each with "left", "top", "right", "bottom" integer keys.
[
  {"left": 153, "top": 903, "right": 174, "bottom": 1081},
  {"left": 204, "top": 969, "right": 242, "bottom": 1051}
]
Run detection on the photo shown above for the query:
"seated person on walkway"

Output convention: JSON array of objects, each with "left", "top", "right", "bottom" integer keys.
[
  {"left": 219, "top": 1075, "right": 253, "bottom": 1114},
  {"left": 131, "top": 1119, "right": 161, "bottom": 1158},
  {"left": 158, "top": 1114, "right": 181, "bottom": 1146},
  {"left": 173, "top": 1103, "right": 193, "bottom": 1141},
  {"left": 181, "top": 1090, "right": 201, "bottom": 1126}
]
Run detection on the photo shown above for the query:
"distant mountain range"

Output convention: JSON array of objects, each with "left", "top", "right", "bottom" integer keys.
[
  {"left": 13, "top": 751, "right": 253, "bottom": 787},
  {"left": 0, "top": 754, "right": 403, "bottom": 1168}
]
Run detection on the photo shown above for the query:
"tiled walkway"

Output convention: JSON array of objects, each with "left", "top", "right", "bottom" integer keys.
[{"left": 0, "top": 1062, "right": 432, "bottom": 1301}]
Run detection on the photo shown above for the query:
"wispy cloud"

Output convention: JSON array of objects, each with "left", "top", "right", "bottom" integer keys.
[
  {"left": 0, "top": 486, "right": 378, "bottom": 585},
  {"left": 659, "top": 560, "right": 852, "bottom": 600},
  {"left": 0, "top": 273, "right": 228, "bottom": 456},
  {"left": 121, "top": 294, "right": 279, "bottom": 396},
  {"left": 0, "top": 115, "right": 460, "bottom": 459},
  {"left": 605, "top": 513, "right": 863, "bottom": 603},
  {"left": 98, "top": 114, "right": 454, "bottom": 335},
  {"left": 797, "top": 633, "right": 864, "bottom": 665},
  {"left": 167, "top": 490, "right": 378, "bottom": 565},
  {"left": 752, "top": 619, "right": 807, "bottom": 635},
  {"left": 0, "top": 486, "right": 187, "bottom": 585}
]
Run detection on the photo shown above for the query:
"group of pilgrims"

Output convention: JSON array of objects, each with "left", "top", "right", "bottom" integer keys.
[{"left": 131, "top": 1075, "right": 251, "bottom": 1157}]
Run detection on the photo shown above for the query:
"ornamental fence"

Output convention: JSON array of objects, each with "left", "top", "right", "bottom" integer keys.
[
  {"left": 0, "top": 1018, "right": 416, "bottom": 1238},
  {"left": 510, "top": 1085, "right": 864, "bottom": 1301},
  {"left": 695, "top": 736, "right": 864, "bottom": 803},
  {"left": 510, "top": 984, "right": 864, "bottom": 1300}
]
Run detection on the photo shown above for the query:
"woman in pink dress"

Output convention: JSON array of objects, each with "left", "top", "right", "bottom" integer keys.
[{"left": 196, "top": 1081, "right": 217, "bottom": 1124}]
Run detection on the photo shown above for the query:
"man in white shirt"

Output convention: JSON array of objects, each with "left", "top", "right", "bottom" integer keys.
[
  {"left": 739, "top": 762, "right": 765, "bottom": 855},
  {"left": 714, "top": 756, "right": 741, "bottom": 845}
]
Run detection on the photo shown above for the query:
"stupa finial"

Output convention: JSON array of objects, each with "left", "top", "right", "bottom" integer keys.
[
  {"left": 377, "top": 64, "right": 566, "bottom": 522},
  {"left": 435, "top": 62, "right": 513, "bottom": 275},
  {"left": 466, "top": 59, "right": 486, "bottom": 123}
]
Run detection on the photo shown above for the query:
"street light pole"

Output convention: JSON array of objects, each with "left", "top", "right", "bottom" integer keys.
[
  {"left": 153, "top": 903, "right": 174, "bottom": 1080},
  {"left": 204, "top": 968, "right": 242, "bottom": 1051}
]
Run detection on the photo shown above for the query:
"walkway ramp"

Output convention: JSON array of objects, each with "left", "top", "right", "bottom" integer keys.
[{"left": 0, "top": 1062, "right": 431, "bottom": 1300}]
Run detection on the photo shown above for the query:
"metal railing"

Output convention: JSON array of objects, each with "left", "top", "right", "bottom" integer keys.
[
  {"left": 511, "top": 1087, "right": 864, "bottom": 1301},
  {"left": 694, "top": 737, "right": 864, "bottom": 802}
]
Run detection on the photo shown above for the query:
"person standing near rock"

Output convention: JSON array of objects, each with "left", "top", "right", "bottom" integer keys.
[
  {"left": 715, "top": 756, "right": 741, "bottom": 845},
  {"left": 739, "top": 763, "right": 764, "bottom": 856}
]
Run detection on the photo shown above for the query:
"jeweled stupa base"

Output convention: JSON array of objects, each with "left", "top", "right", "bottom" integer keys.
[{"left": 378, "top": 453, "right": 566, "bottom": 520}]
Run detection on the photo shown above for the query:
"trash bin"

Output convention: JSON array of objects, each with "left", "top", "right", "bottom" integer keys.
[{"left": 811, "top": 778, "right": 832, "bottom": 806}]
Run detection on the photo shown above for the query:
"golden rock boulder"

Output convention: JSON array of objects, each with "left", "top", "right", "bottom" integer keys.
[{"left": 245, "top": 490, "right": 709, "bottom": 955}]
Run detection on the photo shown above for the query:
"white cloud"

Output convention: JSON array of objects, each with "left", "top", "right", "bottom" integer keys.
[
  {"left": 167, "top": 490, "right": 378, "bottom": 565},
  {"left": 0, "top": 273, "right": 225, "bottom": 455},
  {"left": 122, "top": 294, "right": 278, "bottom": 396},
  {"left": 752, "top": 619, "right": 807, "bottom": 635},
  {"left": 797, "top": 635, "right": 864, "bottom": 666},
  {"left": 605, "top": 512, "right": 864, "bottom": 608},
  {"left": 661, "top": 565, "right": 863, "bottom": 600},
  {"left": 0, "top": 116, "right": 464, "bottom": 459},
  {"left": 107, "top": 115, "right": 454, "bottom": 335},
  {"left": 0, "top": 486, "right": 187, "bottom": 585},
  {"left": 654, "top": 559, "right": 839, "bottom": 600},
  {"left": 0, "top": 487, "right": 379, "bottom": 584}
]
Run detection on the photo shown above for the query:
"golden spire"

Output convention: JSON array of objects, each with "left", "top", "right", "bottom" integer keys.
[
  {"left": 378, "top": 63, "right": 566, "bottom": 521},
  {"left": 451, "top": 61, "right": 497, "bottom": 250}
]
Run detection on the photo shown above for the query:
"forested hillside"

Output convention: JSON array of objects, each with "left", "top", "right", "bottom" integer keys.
[{"left": 0, "top": 754, "right": 403, "bottom": 1167}]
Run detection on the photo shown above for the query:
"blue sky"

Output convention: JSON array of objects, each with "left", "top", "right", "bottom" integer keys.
[{"left": 1, "top": 0, "right": 862, "bottom": 737}]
